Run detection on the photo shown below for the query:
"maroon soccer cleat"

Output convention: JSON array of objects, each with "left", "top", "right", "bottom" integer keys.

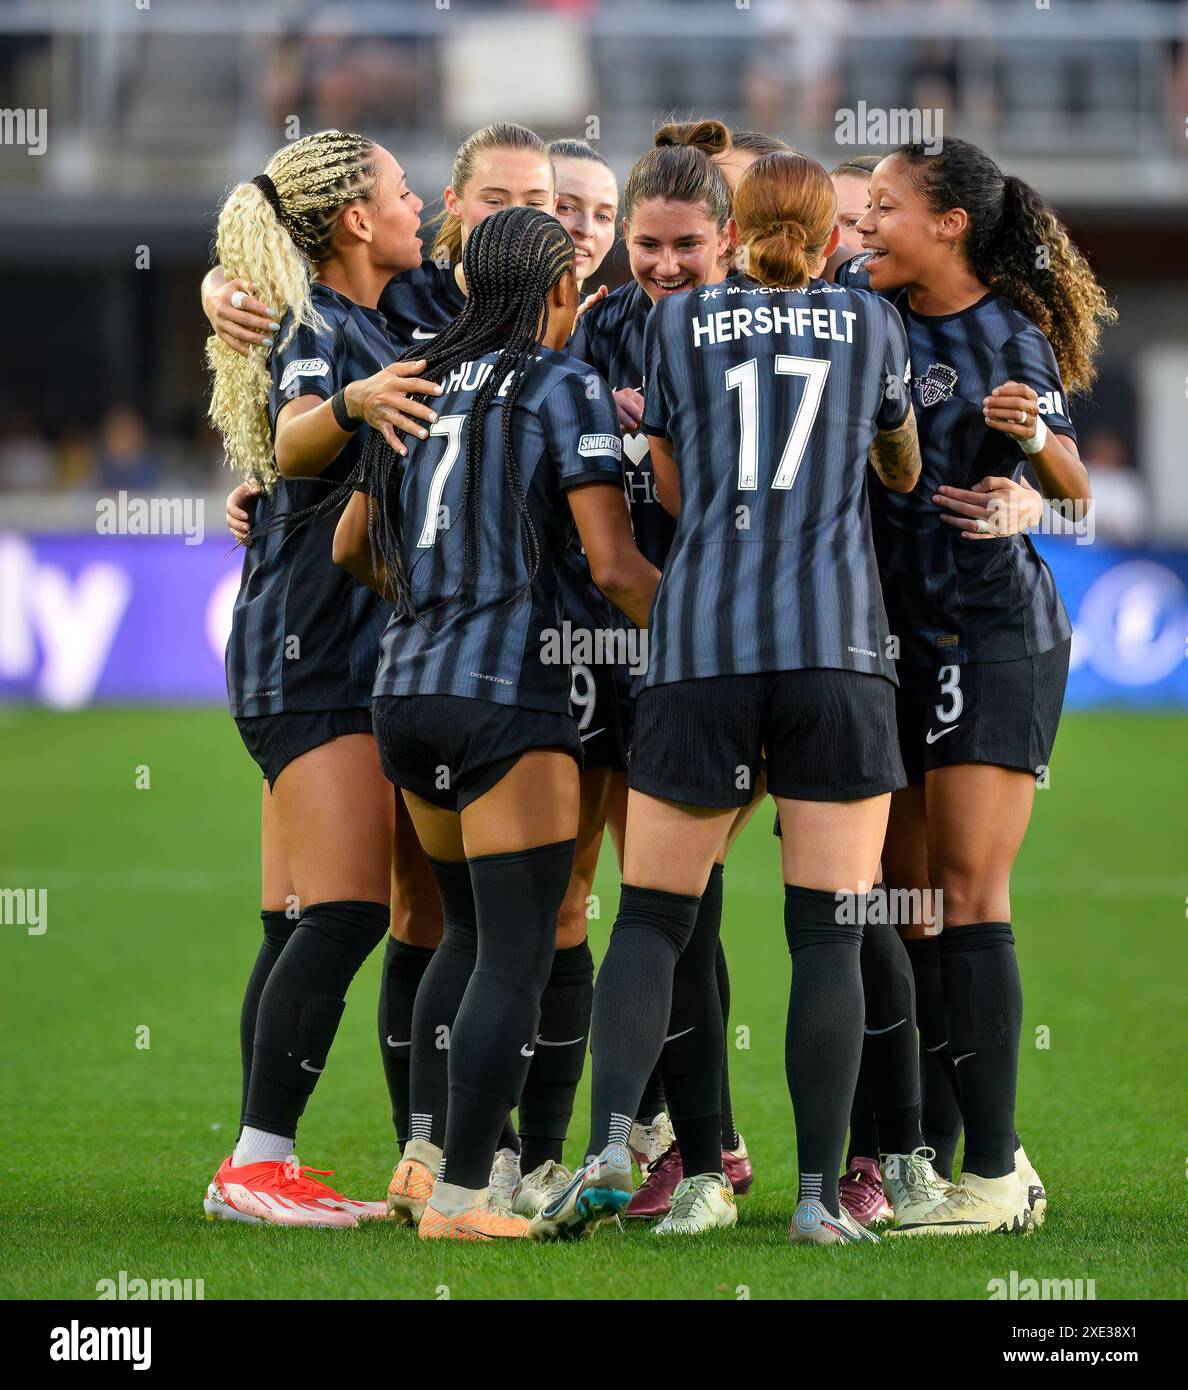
[
  {"left": 626, "top": 1143, "right": 683, "bottom": 1218},
  {"left": 722, "top": 1134, "right": 754, "bottom": 1197}
]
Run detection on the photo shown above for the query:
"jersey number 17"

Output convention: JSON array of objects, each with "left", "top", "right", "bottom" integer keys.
[{"left": 725, "top": 355, "right": 831, "bottom": 491}]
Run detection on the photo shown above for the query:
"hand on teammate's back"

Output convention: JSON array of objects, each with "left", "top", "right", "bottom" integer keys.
[{"left": 343, "top": 360, "right": 444, "bottom": 454}]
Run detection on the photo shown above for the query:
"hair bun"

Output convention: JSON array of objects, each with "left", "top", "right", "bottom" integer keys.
[{"left": 654, "top": 118, "right": 732, "bottom": 157}]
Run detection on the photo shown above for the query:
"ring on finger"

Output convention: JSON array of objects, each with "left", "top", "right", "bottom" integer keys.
[
  {"left": 230, "top": 290, "right": 247, "bottom": 310},
  {"left": 975, "top": 517, "right": 992, "bottom": 534}
]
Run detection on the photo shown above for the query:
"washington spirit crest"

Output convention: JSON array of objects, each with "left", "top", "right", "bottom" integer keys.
[{"left": 916, "top": 363, "right": 958, "bottom": 408}]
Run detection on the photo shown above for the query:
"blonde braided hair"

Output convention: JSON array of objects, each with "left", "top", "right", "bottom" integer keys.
[{"left": 207, "top": 130, "right": 378, "bottom": 485}]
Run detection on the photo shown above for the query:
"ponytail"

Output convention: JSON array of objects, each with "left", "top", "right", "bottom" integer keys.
[{"left": 207, "top": 129, "right": 378, "bottom": 485}]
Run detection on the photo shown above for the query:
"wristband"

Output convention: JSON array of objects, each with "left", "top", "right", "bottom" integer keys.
[
  {"left": 1018, "top": 413, "right": 1047, "bottom": 455},
  {"left": 331, "top": 388, "right": 361, "bottom": 432}
]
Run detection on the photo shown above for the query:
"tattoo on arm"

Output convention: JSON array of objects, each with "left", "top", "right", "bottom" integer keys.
[{"left": 871, "top": 409, "right": 921, "bottom": 492}]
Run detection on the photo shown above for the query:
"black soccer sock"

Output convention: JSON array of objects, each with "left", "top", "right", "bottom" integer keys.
[
  {"left": 378, "top": 936, "right": 434, "bottom": 1151},
  {"left": 635, "top": 1067, "right": 666, "bottom": 1124},
  {"left": 587, "top": 884, "right": 701, "bottom": 1159},
  {"left": 244, "top": 900, "right": 390, "bottom": 1138},
  {"left": 846, "top": 1067, "right": 880, "bottom": 1165},
  {"left": 716, "top": 936, "right": 740, "bottom": 1151},
  {"left": 518, "top": 939, "right": 594, "bottom": 1172},
  {"left": 407, "top": 860, "right": 477, "bottom": 1153},
  {"left": 905, "top": 934, "right": 964, "bottom": 1179},
  {"left": 660, "top": 863, "right": 726, "bottom": 1177},
  {"left": 238, "top": 909, "right": 300, "bottom": 1133},
  {"left": 940, "top": 921, "right": 1023, "bottom": 1180},
  {"left": 784, "top": 885, "right": 865, "bottom": 1218},
  {"left": 439, "top": 841, "right": 574, "bottom": 1190},
  {"left": 858, "top": 892, "right": 924, "bottom": 1155}
]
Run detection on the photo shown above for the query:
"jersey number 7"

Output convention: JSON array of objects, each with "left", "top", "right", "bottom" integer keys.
[
  {"left": 416, "top": 414, "right": 466, "bottom": 548},
  {"left": 725, "top": 355, "right": 831, "bottom": 491}
]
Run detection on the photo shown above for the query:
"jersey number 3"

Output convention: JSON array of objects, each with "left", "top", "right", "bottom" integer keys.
[{"left": 725, "top": 355, "right": 831, "bottom": 491}]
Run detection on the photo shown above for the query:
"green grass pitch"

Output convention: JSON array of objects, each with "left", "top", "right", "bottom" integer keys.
[{"left": 2, "top": 706, "right": 1185, "bottom": 1301}]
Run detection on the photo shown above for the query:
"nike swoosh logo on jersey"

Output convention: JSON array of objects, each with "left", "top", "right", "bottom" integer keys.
[
  {"left": 411, "top": 327, "right": 436, "bottom": 340},
  {"left": 535, "top": 1035, "right": 586, "bottom": 1048},
  {"left": 925, "top": 725, "right": 960, "bottom": 744},
  {"left": 299, "top": 1059, "right": 324, "bottom": 1073},
  {"left": 579, "top": 727, "right": 605, "bottom": 743},
  {"left": 386, "top": 1036, "right": 411, "bottom": 1048},
  {"left": 952, "top": 1051, "right": 976, "bottom": 1065},
  {"left": 663, "top": 1026, "right": 694, "bottom": 1043},
  {"left": 864, "top": 1018, "right": 907, "bottom": 1035}
]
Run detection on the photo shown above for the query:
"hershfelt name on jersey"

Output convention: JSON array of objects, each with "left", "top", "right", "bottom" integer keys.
[{"left": 690, "top": 282, "right": 857, "bottom": 347}]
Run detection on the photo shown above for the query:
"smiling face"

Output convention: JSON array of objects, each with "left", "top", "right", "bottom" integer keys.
[
  {"left": 343, "top": 145, "right": 423, "bottom": 273},
  {"left": 553, "top": 156, "right": 619, "bottom": 285},
  {"left": 856, "top": 153, "right": 966, "bottom": 292},
  {"left": 831, "top": 172, "right": 871, "bottom": 256},
  {"left": 626, "top": 197, "right": 730, "bottom": 302},
  {"left": 445, "top": 147, "right": 556, "bottom": 251}
]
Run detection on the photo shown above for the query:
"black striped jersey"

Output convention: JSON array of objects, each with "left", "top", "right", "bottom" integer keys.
[
  {"left": 378, "top": 258, "right": 465, "bottom": 349},
  {"left": 569, "top": 279, "right": 675, "bottom": 570},
  {"left": 372, "top": 347, "right": 624, "bottom": 712},
  {"left": 837, "top": 252, "right": 1074, "bottom": 665},
  {"left": 640, "top": 276, "right": 909, "bottom": 689},
  {"left": 226, "top": 283, "right": 392, "bottom": 717},
  {"left": 377, "top": 254, "right": 623, "bottom": 668}
]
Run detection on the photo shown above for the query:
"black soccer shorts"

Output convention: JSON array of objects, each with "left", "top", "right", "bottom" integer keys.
[
  {"left": 372, "top": 693, "right": 584, "bottom": 812},
  {"left": 629, "top": 668, "right": 905, "bottom": 808},
  {"left": 894, "top": 637, "right": 1071, "bottom": 785},
  {"left": 234, "top": 706, "right": 375, "bottom": 789}
]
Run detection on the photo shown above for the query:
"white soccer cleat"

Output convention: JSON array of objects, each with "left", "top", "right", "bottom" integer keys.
[
  {"left": 890, "top": 1170, "right": 1034, "bottom": 1237},
  {"left": 531, "top": 1142, "right": 634, "bottom": 1241},
  {"left": 513, "top": 1159, "right": 574, "bottom": 1219},
  {"left": 488, "top": 1147, "right": 522, "bottom": 1217},
  {"left": 629, "top": 1111, "right": 675, "bottom": 1175},
  {"left": 788, "top": 1197, "right": 880, "bottom": 1245},
  {"left": 881, "top": 1146, "right": 957, "bottom": 1225},
  {"left": 652, "top": 1173, "right": 737, "bottom": 1237},
  {"left": 1015, "top": 1145, "right": 1047, "bottom": 1226}
]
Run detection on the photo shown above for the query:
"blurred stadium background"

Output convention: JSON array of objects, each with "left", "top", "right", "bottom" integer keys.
[
  {"left": 3, "top": 0, "right": 1187, "bottom": 1307},
  {"left": 1, "top": 0, "right": 1186, "bottom": 711}
]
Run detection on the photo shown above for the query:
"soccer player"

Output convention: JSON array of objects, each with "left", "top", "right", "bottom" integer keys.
[
  {"left": 372, "top": 124, "right": 631, "bottom": 1221},
  {"left": 550, "top": 138, "right": 619, "bottom": 294},
  {"left": 568, "top": 125, "right": 758, "bottom": 1217},
  {"left": 537, "top": 151, "right": 923, "bottom": 1244},
  {"left": 202, "top": 130, "right": 443, "bottom": 1227},
  {"left": 841, "top": 138, "right": 1115, "bottom": 1234},
  {"left": 334, "top": 206, "right": 659, "bottom": 1240}
]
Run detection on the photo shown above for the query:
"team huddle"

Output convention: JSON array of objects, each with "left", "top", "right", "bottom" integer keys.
[{"left": 200, "top": 115, "right": 1114, "bottom": 1243}]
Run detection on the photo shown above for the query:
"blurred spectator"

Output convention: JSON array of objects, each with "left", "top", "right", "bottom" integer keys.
[
  {"left": 0, "top": 412, "right": 54, "bottom": 491},
  {"left": 95, "top": 406, "right": 162, "bottom": 493},
  {"left": 1083, "top": 428, "right": 1149, "bottom": 546}
]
